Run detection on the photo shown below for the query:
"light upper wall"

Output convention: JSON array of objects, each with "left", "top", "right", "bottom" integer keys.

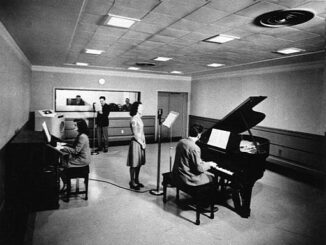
[
  {"left": 31, "top": 66, "right": 191, "bottom": 118},
  {"left": 191, "top": 61, "right": 326, "bottom": 135},
  {"left": 0, "top": 23, "right": 31, "bottom": 149},
  {"left": 0, "top": 22, "right": 31, "bottom": 212}
]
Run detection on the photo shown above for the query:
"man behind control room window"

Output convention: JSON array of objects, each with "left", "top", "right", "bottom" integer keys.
[
  {"left": 172, "top": 124, "right": 218, "bottom": 210},
  {"left": 96, "top": 96, "right": 110, "bottom": 153}
]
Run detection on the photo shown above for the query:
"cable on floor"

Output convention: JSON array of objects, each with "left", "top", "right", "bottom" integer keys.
[{"left": 89, "top": 178, "right": 151, "bottom": 193}]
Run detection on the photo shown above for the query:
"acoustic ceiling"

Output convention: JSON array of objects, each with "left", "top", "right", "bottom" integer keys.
[{"left": 0, "top": 0, "right": 325, "bottom": 75}]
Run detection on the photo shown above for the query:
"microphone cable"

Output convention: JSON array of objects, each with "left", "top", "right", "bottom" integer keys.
[{"left": 89, "top": 177, "right": 152, "bottom": 194}]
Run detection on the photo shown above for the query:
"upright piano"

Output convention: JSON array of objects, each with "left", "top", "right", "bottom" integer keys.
[
  {"left": 6, "top": 130, "right": 66, "bottom": 211},
  {"left": 197, "top": 96, "right": 269, "bottom": 218}
]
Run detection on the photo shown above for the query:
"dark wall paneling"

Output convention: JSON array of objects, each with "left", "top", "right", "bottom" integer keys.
[
  {"left": 0, "top": 121, "right": 32, "bottom": 244},
  {"left": 189, "top": 115, "right": 326, "bottom": 180}
]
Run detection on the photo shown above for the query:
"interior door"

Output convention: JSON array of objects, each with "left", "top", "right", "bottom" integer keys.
[{"left": 157, "top": 92, "right": 188, "bottom": 141}]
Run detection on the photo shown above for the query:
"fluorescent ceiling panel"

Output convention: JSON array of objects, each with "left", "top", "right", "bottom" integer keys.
[
  {"left": 276, "top": 47, "right": 305, "bottom": 54},
  {"left": 170, "top": 71, "right": 183, "bottom": 74},
  {"left": 154, "top": 57, "right": 172, "bottom": 61},
  {"left": 207, "top": 63, "right": 224, "bottom": 67},
  {"left": 128, "top": 67, "right": 140, "bottom": 70},
  {"left": 76, "top": 62, "right": 89, "bottom": 66},
  {"left": 204, "top": 34, "right": 240, "bottom": 43},
  {"left": 85, "top": 49, "right": 105, "bottom": 55},
  {"left": 105, "top": 14, "right": 140, "bottom": 28}
]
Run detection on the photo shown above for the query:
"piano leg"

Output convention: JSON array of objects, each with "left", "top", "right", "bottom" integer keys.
[
  {"left": 231, "top": 183, "right": 253, "bottom": 218},
  {"left": 239, "top": 184, "right": 253, "bottom": 218},
  {"left": 230, "top": 179, "right": 254, "bottom": 218}
]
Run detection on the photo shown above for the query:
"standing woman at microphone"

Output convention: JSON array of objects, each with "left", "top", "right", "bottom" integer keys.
[{"left": 127, "top": 101, "right": 146, "bottom": 190}]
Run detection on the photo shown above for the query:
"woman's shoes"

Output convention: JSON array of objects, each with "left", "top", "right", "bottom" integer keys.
[
  {"left": 135, "top": 182, "right": 144, "bottom": 188},
  {"left": 129, "top": 182, "right": 140, "bottom": 190}
]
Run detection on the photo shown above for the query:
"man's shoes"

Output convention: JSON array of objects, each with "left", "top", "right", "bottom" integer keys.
[
  {"left": 201, "top": 205, "right": 219, "bottom": 213},
  {"left": 96, "top": 148, "right": 102, "bottom": 152},
  {"left": 103, "top": 148, "right": 108, "bottom": 153}
]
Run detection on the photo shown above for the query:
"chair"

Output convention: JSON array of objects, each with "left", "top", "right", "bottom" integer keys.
[
  {"left": 162, "top": 172, "right": 215, "bottom": 225},
  {"left": 63, "top": 165, "right": 89, "bottom": 201}
]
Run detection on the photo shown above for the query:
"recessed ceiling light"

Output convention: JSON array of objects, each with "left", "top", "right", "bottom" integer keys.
[
  {"left": 128, "top": 67, "right": 140, "bottom": 70},
  {"left": 275, "top": 47, "right": 305, "bottom": 55},
  {"left": 85, "top": 49, "right": 104, "bottom": 55},
  {"left": 204, "top": 34, "right": 240, "bottom": 44},
  {"left": 154, "top": 57, "right": 172, "bottom": 62},
  {"left": 170, "top": 71, "right": 183, "bottom": 74},
  {"left": 104, "top": 14, "right": 140, "bottom": 28},
  {"left": 76, "top": 62, "right": 89, "bottom": 66},
  {"left": 207, "top": 63, "right": 224, "bottom": 67}
]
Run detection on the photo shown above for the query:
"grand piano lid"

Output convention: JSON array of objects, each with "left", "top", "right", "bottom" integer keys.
[{"left": 211, "top": 96, "right": 267, "bottom": 134}]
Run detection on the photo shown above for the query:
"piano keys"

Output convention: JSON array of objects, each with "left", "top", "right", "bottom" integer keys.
[{"left": 197, "top": 96, "right": 270, "bottom": 218}]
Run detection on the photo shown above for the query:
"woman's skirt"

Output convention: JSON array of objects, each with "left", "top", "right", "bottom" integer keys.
[{"left": 126, "top": 139, "right": 146, "bottom": 167}]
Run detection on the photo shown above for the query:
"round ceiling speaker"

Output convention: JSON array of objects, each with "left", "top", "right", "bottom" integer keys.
[{"left": 254, "top": 9, "right": 314, "bottom": 27}]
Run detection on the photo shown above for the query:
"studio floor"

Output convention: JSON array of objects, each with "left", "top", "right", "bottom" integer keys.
[{"left": 24, "top": 143, "right": 326, "bottom": 245}]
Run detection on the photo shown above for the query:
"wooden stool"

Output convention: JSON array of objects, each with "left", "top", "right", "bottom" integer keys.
[
  {"left": 162, "top": 172, "right": 215, "bottom": 225},
  {"left": 64, "top": 165, "right": 89, "bottom": 201}
]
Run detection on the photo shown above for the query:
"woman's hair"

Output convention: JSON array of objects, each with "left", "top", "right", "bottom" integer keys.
[
  {"left": 189, "top": 124, "right": 204, "bottom": 137},
  {"left": 74, "top": 119, "right": 89, "bottom": 136},
  {"left": 130, "top": 101, "right": 142, "bottom": 116}
]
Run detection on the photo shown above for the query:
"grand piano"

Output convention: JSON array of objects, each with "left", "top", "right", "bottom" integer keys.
[{"left": 197, "top": 96, "right": 269, "bottom": 218}]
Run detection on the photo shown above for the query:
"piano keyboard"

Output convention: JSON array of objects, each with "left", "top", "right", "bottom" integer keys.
[{"left": 211, "top": 165, "right": 234, "bottom": 176}]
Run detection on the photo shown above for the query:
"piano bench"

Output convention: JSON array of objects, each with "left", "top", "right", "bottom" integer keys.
[
  {"left": 62, "top": 165, "right": 89, "bottom": 202},
  {"left": 162, "top": 172, "right": 215, "bottom": 225}
]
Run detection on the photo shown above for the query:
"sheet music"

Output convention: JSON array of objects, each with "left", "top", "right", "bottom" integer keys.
[
  {"left": 207, "top": 128, "right": 230, "bottom": 149},
  {"left": 93, "top": 102, "right": 102, "bottom": 112},
  {"left": 42, "top": 121, "right": 51, "bottom": 143},
  {"left": 163, "top": 111, "right": 179, "bottom": 128}
]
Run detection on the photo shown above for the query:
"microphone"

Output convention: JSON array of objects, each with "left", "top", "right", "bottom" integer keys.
[
  {"left": 158, "top": 109, "right": 163, "bottom": 124},
  {"left": 93, "top": 102, "right": 96, "bottom": 111}
]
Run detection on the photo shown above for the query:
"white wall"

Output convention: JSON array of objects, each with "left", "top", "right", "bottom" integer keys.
[
  {"left": 31, "top": 66, "right": 191, "bottom": 118},
  {"left": 0, "top": 23, "right": 31, "bottom": 148},
  {"left": 191, "top": 61, "right": 325, "bottom": 135},
  {"left": 0, "top": 22, "right": 31, "bottom": 213}
]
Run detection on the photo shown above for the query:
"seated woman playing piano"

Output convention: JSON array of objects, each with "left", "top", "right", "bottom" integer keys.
[
  {"left": 57, "top": 119, "right": 91, "bottom": 191},
  {"left": 172, "top": 124, "right": 218, "bottom": 210}
]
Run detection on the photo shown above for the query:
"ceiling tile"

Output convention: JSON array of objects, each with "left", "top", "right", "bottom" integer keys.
[
  {"left": 152, "top": 0, "right": 207, "bottom": 17},
  {"left": 296, "top": 1, "right": 326, "bottom": 17},
  {"left": 184, "top": 6, "right": 229, "bottom": 23},
  {"left": 158, "top": 27, "right": 191, "bottom": 39},
  {"left": 263, "top": 0, "right": 311, "bottom": 8},
  {"left": 209, "top": 0, "right": 258, "bottom": 13},
  {"left": 1, "top": 0, "right": 324, "bottom": 75},
  {"left": 236, "top": 1, "right": 287, "bottom": 18},
  {"left": 275, "top": 29, "right": 321, "bottom": 41},
  {"left": 169, "top": 19, "right": 207, "bottom": 32},
  {"left": 242, "top": 34, "right": 295, "bottom": 50},
  {"left": 131, "top": 21, "right": 163, "bottom": 34},
  {"left": 122, "top": 30, "right": 152, "bottom": 40},
  {"left": 84, "top": 0, "right": 115, "bottom": 15},
  {"left": 141, "top": 12, "right": 177, "bottom": 28}
]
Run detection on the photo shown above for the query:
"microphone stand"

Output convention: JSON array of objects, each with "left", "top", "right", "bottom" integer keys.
[
  {"left": 91, "top": 103, "right": 99, "bottom": 155},
  {"left": 150, "top": 109, "right": 163, "bottom": 196}
]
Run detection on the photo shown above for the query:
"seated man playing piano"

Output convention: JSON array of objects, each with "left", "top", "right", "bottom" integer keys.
[{"left": 172, "top": 124, "right": 218, "bottom": 210}]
